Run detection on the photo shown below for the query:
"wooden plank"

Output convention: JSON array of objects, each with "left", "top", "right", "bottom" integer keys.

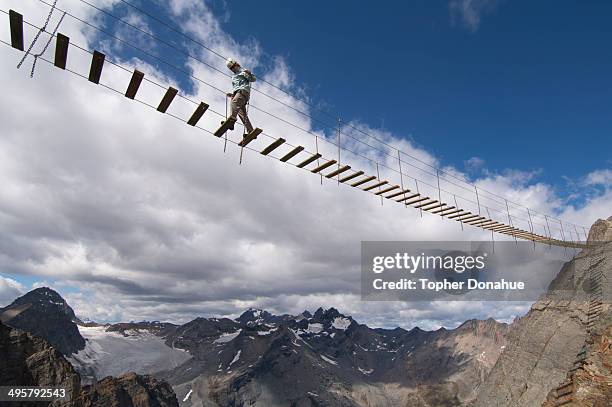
[
  {"left": 125, "top": 69, "right": 144, "bottom": 99},
  {"left": 464, "top": 217, "right": 487, "bottom": 225},
  {"left": 457, "top": 215, "right": 480, "bottom": 222},
  {"left": 490, "top": 224, "right": 514, "bottom": 231},
  {"left": 187, "top": 102, "right": 209, "bottom": 126},
  {"left": 9, "top": 10, "right": 24, "bottom": 51},
  {"left": 311, "top": 159, "right": 337, "bottom": 173},
  {"left": 478, "top": 220, "right": 500, "bottom": 228},
  {"left": 482, "top": 223, "right": 505, "bottom": 230},
  {"left": 363, "top": 180, "right": 388, "bottom": 191},
  {"left": 414, "top": 199, "right": 438, "bottom": 209},
  {"left": 423, "top": 203, "right": 446, "bottom": 212},
  {"left": 490, "top": 225, "right": 514, "bottom": 232},
  {"left": 279, "top": 145, "right": 304, "bottom": 162},
  {"left": 396, "top": 193, "right": 420, "bottom": 203},
  {"left": 448, "top": 211, "right": 472, "bottom": 219},
  {"left": 238, "top": 128, "right": 262, "bottom": 147},
  {"left": 54, "top": 33, "right": 69, "bottom": 69},
  {"left": 438, "top": 209, "right": 463, "bottom": 217},
  {"left": 386, "top": 189, "right": 411, "bottom": 199},
  {"left": 296, "top": 153, "right": 322, "bottom": 168},
  {"left": 88, "top": 51, "right": 105, "bottom": 84},
  {"left": 406, "top": 197, "right": 429, "bottom": 206},
  {"left": 475, "top": 220, "right": 499, "bottom": 228},
  {"left": 339, "top": 171, "right": 364, "bottom": 183},
  {"left": 433, "top": 206, "right": 455, "bottom": 214},
  {"left": 326, "top": 165, "right": 351, "bottom": 178},
  {"left": 375, "top": 185, "right": 400, "bottom": 196},
  {"left": 157, "top": 87, "right": 178, "bottom": 113},
  {"left": 351, "top": 176, "right": 377, "bottom": 187},
  {"left": 260, "top": 138, "right": 285, "bottom": 155}
]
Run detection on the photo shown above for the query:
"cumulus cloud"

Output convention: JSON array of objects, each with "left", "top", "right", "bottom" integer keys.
[
  {"left": 464, "top": 156, "right": 485, "bottom": 172},
  {"left": 584, "top": 169, "right": 612, "bottom": 187},
  {"left": 0, "top": 0, "right": 607, "bottom": 328},
  {"left": 0, "top": 276, "right": 25, "bottom": 307},
  {"left": 449, "top": 0, "right": 501, "bottom": 32}
]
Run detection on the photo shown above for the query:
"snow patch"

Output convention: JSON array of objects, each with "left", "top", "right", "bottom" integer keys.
[
  {"left": 214, "top": 330, "right": 242, "bottom": 343},
  {"left": 332, "top": 317, "right": 351, "bottom": 330},
  {"left": 182, "top": 389, "right": 193, "bottom": 402},
  {"left": 257, "top": 327, "right": 277, "bottom": 336},
  {"left": 358, "top": 367, "right": 374, "bottom": 375},
  {"left": 320, "top": 355, "right": 337, "bottom": 365},
  {"left": 307, "top": 323, "right": 323, "bottom": 334},
  {"left": 229, "top": 350, "right": 241, "bottom": 367}
]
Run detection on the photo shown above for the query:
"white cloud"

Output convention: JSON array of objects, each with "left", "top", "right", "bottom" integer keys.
[
  {"left": 0, "top": 276, "right": 25, "bottom": 307},
  {"left": 584, "top": 169, "right": 612, "bottom": 187},
  {"left": 0, "top": 0, "right": 607, "bottom": 328},
  {"left": 449, "top": 0, "right": 501, "bottom": 32},
  {"left": 465, "top": 156, "right": 485, "bottom": 172}
]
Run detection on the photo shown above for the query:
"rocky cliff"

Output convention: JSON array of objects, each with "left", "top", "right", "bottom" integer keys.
[
  {"left": 72, "top": 372, "right": 178, "bottom": 407},
  {"left": 0, "top": 320, "right": 179, "bottom": 407},
  {"left": 474, "top": 217, "right": 612, "bottom": 407},
  {"left": 0, "top": 319, "right": 81, "bottom": 405}
]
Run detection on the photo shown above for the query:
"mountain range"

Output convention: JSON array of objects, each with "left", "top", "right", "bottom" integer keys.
[{"left": 0, "top": 216, "right": 610, "bottom": 406}]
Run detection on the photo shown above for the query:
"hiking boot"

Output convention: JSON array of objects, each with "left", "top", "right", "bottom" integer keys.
[{"left": 221, "top": 119, "right": 236, "bottom": 130}]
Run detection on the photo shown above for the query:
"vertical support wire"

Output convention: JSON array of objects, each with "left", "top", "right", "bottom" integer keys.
[
  {"left": 486, "top": 207, "right": 494, "bottom": 253},
  {"left": 559, "top": 219, "right": 568, "bottom": 255},
  {"left": 239, "top": 100, "right": 250, "bottom": 165},
  {"left": 415, "top": 180, "right": 422, "bottom": 218},
  {"left": 376, "top": 163, "right": 383, "bottom": 206},
  {"left": 475, "top": 185, "right": 481, "bottom": 215},
  {"left": 454, "top": 195, "right": 463, "bottom": 231},
  {"left": 436, "top": 170, "right": 442, "bottom": 220},
  {"left": 398, "top": 150, "right": 407, "bottom": 207},
  {"left": 545, "top": 215, "right": 553, "bottom": 248},
  {"left": 315, "top": 135, "right": 322, "bottom": 185},
  {"left": 574, "top": 224, "right": 581, "bottom": 244},
  {"left": 505, "top": 199, "right": 517, "bottom": 245},
  {"left": 527, "top": 207, "right": 536, "bottom": 251},
  {"left": 337, "top": 118, "right": 341, "bottom": 186}
]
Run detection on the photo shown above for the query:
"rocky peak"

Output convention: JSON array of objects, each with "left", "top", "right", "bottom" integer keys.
[
  {"left": 455, "top": 318, "right": 508, "bottom": 342},
  {"left": 587, "top": 217, "right": 612, "bottom": 243},
  {"left": 236, "top": 308, "right": 292, "bottom": 327},
  {"left": 236, "top": 308, "right": 269, "bottom": 326},
  {"left": 0, "top": 287, "right": 85, "bottom": 356},
  {"left": 6, "top": 287, "right": 77, "bottom": 321}
]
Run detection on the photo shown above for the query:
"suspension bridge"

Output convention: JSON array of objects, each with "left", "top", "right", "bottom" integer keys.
[{"left": 2, "top": 2, "right": 597, "bottom": 250}]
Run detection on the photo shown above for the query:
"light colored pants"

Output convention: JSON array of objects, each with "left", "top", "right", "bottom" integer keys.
[{"left": 230, "top": 90, "right": 254, "bottom": 133}]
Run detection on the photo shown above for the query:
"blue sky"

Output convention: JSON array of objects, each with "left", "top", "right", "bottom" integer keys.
[
  {"left": 1, "top": 0, "right": 610, "bottom": 326},
  {"left": 97, "top": 0, "right": 612, "bottom": 198}
]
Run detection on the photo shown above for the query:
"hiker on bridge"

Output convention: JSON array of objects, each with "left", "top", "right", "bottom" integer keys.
[{"left": 224, "top": 58, "right": 256, "bottom": 135}]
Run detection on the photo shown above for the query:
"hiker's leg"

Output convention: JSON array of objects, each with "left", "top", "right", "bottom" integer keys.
[
  {"left": 229, "top": 92, "right": 242, "bottom": 121},
  {"left": 234, "top": 92, "right": 254, "bottom": 133}
]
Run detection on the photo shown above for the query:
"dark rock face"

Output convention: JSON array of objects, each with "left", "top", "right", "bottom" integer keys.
[
  {"left": 74, "top": 372, "right": 178, "bottom": 407},
  {"left": 474, "top": 219, "right": 612, "bottom": 407},
  {"left": 0, "top": 320, "right": 81, "bottom": 404},
  {"left": 541, "top": 325, "right": 612, "bottom": 407},
  {"left": 0, "top": 287, "right": 85, "bottom": 356},
  {"left": 0, "top": 320, "right": 179, "bottom": 407},
  {"left": 236, "top": 308, "right": 292, "bottom": 327},
  {"left": 106, "top": 321, "right": 178, "bottom": 338}
]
